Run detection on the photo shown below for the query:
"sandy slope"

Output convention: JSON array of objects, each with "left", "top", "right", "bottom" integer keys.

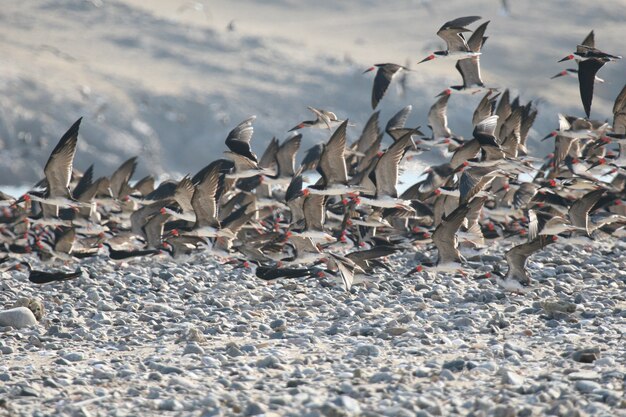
[{"left": 0, "top": 0, "right": 624, "bottom": 184}]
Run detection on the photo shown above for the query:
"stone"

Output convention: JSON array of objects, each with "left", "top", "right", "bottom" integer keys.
[
  {"left": 0, "top": 307, "right": 37, "bottom": 329},
  {"left": 183, "top": 343, "right": 205, "bottom": 356},
  {"left": 575, "top": 380, "right": 601, "bottom": 393},
  {"left": 353, "top": 344, "right": 381, "bottom": 357},
  {"left": 158, "top": 399, "right": 184, "bottom": 411},
  {"left": 571, "top": 348, "right": 600, "bottom": 363},
  {"left": 500, "top": 369, "right": 524, "bottom": 385}
]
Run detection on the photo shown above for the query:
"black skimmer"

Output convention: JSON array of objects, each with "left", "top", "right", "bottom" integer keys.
[
  {"left": 24, "top": 118, "right": 87, "bottom": 216},
  {"left": 188, "top": 160, "right": 234, "bottom": 239},
  {"left": 264, "top": 134, "right": 302, "bottom": 186},
  {"left": 429, "top": 196, "right": 487, "bottom": 273},
  {"left": 102, "top": 242, "right": 160, "bottom": 261},
  {"left": 484, "top": 235, "right": 555, "bottom": 293},
  {"left": 450, "top": 21, "right": 490, "bottom": 93},
  {"left": 559, "top": 30, "right": 622, "bottom": 62},
  {"left": 577, "top": 58, "right": 609, "bottom": 118},
  {"left": 308, "top": 121, "right": 364, "bottom": 196},
  {"left": 292, "top": 193, "right": 334, "bottom": 242},
  {"left": 363, "top": 63, "right": 408, "bottom": 109},
  {"left": 418, "top": 16, "right": 482, "bottom": 63},
  {"left": 255, "top": 264, "right": 320, "bottom": 281},
  {"left": 19, "top": 262, "right": 83, "bottom": 285},
  {"left": 568, "top": 188, "right": 606, "bottom": 237},
  {"left": 358, "top": 132, "right": 415, "bottom": 211},
  {"left": 289, "top": 107, "right": 345, "bottom": 131}
]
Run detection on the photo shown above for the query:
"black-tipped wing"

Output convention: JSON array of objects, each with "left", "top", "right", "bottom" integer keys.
[
  {"left": 110, "top": 156, "right": 137, "bottom": 199},
  {"left": 374, "top": 133, "right": 413, "bottom": 198},
  {"left": 300, "top": 144, "right": 323, "bottom": 172},
  {"left": 455, "top": 57, "right": 484, "bottom": 89},
  {"left": 258, "top": 137, "right": 279, "bottom": 169},
  {"left": 174, "top": 176, "right": 195, "bottom": 213},
  {"left": 318, "top": 120, "right": 348, "bottom": 185},
  {"left": 73, "top": 164, "right": 94, "bottom": 200},
  {"left": 568, "top": 188, "right": 605, "bottom": 234},
  {"left": 472, "top": 92, "right": 498, "bottom": 127},
  {"left": 285, "top": 172, "right": 304, "bottom": 202},
  {"left": 276, "top": 134, "right": 301, "bottom": 178},
  {"left": 579, "top": 30, "right": 595, "bottom": 49},
  {"left": 578, "top": 58, "right": 607, "bottom": 118},
  {"left": 612, "top": 84, "right": 626, "bottom": 116},
  {"left": 225, "top": 116, "right": 257, "bottom": 162},
  {"left": 505, "top": 235, "right": 551, "bottom": 284},
  {"left": 466, "top": 21, "right": 489, "bottom": 52},
  {"left": 192, "top": 160, "right": 224, "bottom": 228},
  {"left": 44, "top": 118, "right": 81, "bottom": 198},
  {"left": 372, "top": 64, "right": 403, "bottom": 109},
  {"left": 429, "top": 94, "right": 451, "bottom": 138},
  {"left": 386, "top": 105, "right": 412, "bottom": 134},
  {"left": 354, "top": 111, "right": 381, "bottom": 156},
  {"left": 303, "top": 194, "right": 326, "bottom": 231}
]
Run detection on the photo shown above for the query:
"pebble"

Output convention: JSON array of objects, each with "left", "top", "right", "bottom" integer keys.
[
  {"left": 500, "top": 369, "right": 525, "bottom": 386},
  {"left": 568, "top": 371, "right": 600, "bottom": 381},
  {"left": 256, "top": 355, "right": 281, "bottom": 369},
  {"left": 0, "top": 307, "right": 38, "bottom": 329},
  {"left": 353, "top": 344, "right": 381, "bottom": 357},
  {"left": 1, "top": 240, "right": 624, "bottom": 417},
  {"left": 571, "top": 348, "right": 600, "bottom": 363},
  {"left": 63, "top": 352, "right": 84, "bottom": 362},
  {"left": 183, "top": 343, "right": 205, "bottom": 356},
  {"left": 158, "top": 398, "right": 184, "bottom": 411},
  {"left": 575, "top": 380, "right": 601, "bottom": 393}
]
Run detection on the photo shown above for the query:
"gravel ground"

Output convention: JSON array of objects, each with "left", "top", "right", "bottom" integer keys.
[{"left": 1, "top": 238, "right": 625, "bottom": 417}]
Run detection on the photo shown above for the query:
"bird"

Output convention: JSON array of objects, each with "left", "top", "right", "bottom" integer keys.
[
  {"left": 559, "top": 30, "right": 622, "bottom": 62},
  {"left": 358, "top": 132, "right": 416, "bottom": 211},
  {"left": 429, "top": 196, "right": 487, "bottom": 273},
  {"left": 289, "top": 107, "right": 345, "bottom": 131},
  {"left": 24, "top": 118, "right": 88, "bottom": 217},
  {"left": 450, "top": 21, "right": 491, "bottom": 92},
  {"left": 418, "top": 16, "right": 483, "bottom": 63},
  {"left": 482, "top": 235, "right": 555, "bottom": 293},
  {"left": 363, "top": 63, "right": 408, "bottom": 109},
  {"left": 17, "top": 261, "right": 83, "bottom": 284}
]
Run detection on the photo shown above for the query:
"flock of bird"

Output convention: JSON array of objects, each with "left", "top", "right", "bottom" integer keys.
[{"left": 2, "top": 16, "right": 625, "bottom": 294}]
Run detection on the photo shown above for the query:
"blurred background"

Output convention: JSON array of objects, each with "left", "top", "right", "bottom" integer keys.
[{"left": 0, "top": 0, "right": 624, "bottom": 185}]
